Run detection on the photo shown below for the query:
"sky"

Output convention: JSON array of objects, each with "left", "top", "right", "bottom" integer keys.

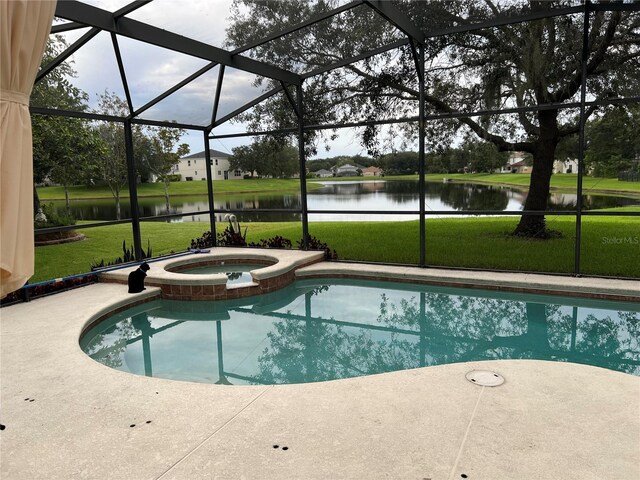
[{"left": 51, "top": 0, "right": 403, "bottom": 159}]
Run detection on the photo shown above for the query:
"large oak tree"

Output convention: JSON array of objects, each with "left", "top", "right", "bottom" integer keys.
[{"left": 225, "top": 0, "right": 640, "bottom": 237}]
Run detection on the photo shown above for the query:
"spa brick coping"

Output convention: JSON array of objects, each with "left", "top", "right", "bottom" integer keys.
[
  {"left": 98, "top": 247, "right": 325, "bottom": 301},
  {"left": 294, "top": 262, "right": 640, "bottom": 303}
]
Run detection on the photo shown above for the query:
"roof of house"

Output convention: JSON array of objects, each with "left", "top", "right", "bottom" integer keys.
[
  {"left": 336, "top": 163, "right": 364, "bottom": 170},
  {"left": 510, "top": 159, "right": 529, "bottom": 168},
  {"left": 182, "top": 149, "right": 230, "bottom": 159},
  {"left": 314, "top": 169, "right": 332, "bottom": 174}
]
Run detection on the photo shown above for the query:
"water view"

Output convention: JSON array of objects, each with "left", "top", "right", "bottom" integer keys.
[{"left": 54, "top": 180, "right": 638, "bottom": 222}]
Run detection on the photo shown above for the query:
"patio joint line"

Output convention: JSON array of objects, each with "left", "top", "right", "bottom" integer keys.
[
  {"left": 155, "top": 386, "right": 274, "bottom": 479},
  {"left": 447, "top": 386, "right": 485, "bottom": 480}
]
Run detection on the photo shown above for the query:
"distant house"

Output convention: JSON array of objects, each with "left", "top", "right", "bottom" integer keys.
[
  {"left": 334, "top": 163, "right": 363, "bottom": 177},
  {"left": 498, "top": 151, "right": 530, "bottom": 173},
  {"left": 553, "top": 159, "right": 579, "bottom": 174},
  {"left": 508, "top": 159, "right": 532, "bottom": 174},
  {"left": 362, "top": 166, "right": 383, "bottom": 177},
  {"left": 174, "top": 149, "right": 242, "bottom": 181},
  {"left": 314, "top": 169, "right": 333, "bottom": 178}
]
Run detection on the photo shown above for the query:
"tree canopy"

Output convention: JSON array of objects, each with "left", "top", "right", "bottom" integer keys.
[
  {"left": 229, "top": 138, "right": 299, "bottom": 178},
  {"left": 226, "top": 0, "right": 640, "bottom": 237},
  {"left": 31, "top": 36, "right": 100, "bottom": 212}
]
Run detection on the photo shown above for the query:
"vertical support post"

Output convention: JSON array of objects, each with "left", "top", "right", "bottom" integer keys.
[
  {"left": 124, "top": 119, "right": 143, "bottom": 260},
  {"left": 297, "top": 83, "right": 309, "bottom": 248},
  {"left": 204, "top": 133, "right": 217, "bottom": 244},
  {"left": 418, "top": 44, "right": 426, "bottom": 267},
  {"left": 574, "top": 2, "right": 590, "bottom": 276}
]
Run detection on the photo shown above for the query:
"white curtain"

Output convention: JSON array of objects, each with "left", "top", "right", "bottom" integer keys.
[{"left": 1, "top": 0, "right": 57, "bottom": 297}]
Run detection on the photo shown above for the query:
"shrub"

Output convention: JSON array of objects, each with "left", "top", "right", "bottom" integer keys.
[
  {"left": 91, "top": 240, "right": 152, "bottom": 270},
  {"left": 190, "top": 230, "right": 214, "bottom": 249},
  {"left": 297, "top": 235, "right": 338, "bottom": 260},
  {"left": 34, "top": 203, "right": 76, "bottom": 229},
  {"left": 217, "top": 226, "right": 247, "bottom": 246},
  {"left": 248, "top": 236, "right": 292, "bottom": 249},
  {"left": 187, "top": 221, "right": 338, "bottom": 260}
]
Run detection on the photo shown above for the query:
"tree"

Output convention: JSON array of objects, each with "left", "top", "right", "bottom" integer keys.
[
  {"left": 229, "top": 144, "right": 265, "bottom": 178},
  {"left": 229, "top": 138, "right": 299, "bottom": 178},
  {"left": 31, "top": 36, "right": 97, "bottom": 214},
  {"left": 378, "top": 151, "right": 419, "bottom": 175},
  {"left": 48, "top": 121, "right": 104, "bottom": 213},
  {"left": 585, "top": 105, "right": 640, "bottom": 177},
  {"left": 93, "top": 91, "right": 156, "bottom": 220},
  {"left": 145, "top": 127, "right": 190, "bottom": 213},
  {"left": 465, "top": 140, "right": 509, "bottom": 173},
  {"left": 226, "top": 1, "right": 640, "bottom": 238},
  {"left": 93, "top": 91, "right": 131, "bottom": 220}
]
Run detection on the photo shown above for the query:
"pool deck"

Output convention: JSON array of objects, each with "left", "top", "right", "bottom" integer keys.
[{"left": 1, "top": 260, "right": 639, "bottom": 479}]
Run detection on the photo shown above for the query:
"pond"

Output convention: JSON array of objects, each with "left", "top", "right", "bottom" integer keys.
[{"left": 52, "top": 180, "right": 638, "bottom": 222}]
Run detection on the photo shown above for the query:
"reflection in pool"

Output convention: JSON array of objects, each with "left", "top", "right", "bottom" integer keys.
[{"left": 80, "top": 280, "right": 640, "bottom": 384}]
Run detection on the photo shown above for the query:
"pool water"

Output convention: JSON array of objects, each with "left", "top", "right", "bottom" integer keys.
[
  {"left": 80, "top": 279, "right": 640, "bottom": 385},
  {"left": 181, "top": 264, "right": 264, "bottom": 285}
]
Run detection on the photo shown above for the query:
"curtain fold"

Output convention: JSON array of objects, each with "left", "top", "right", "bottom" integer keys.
[{"left": 1, "top": 0, "right": 57, "bottom": 297}]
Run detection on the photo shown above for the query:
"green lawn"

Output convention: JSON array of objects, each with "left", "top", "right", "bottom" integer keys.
[
  {"left": 37, "top": 178, "right": 322, "bottom": 200},
  {"left": 387, "top": 173, "right": 640, "bottom": 195},
  {"left": 32, "top": 215, "right": 639, "bottom": 282},
  {"left": 36, "top": 173, "right": 640, "bottom": 201}
]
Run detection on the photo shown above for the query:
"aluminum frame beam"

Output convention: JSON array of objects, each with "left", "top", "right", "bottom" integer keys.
[
  {"left": 302, "top": 38, "right": 410, "bottom": 79},
  {"left": 54, "top": 1, "right": 301, "bottom": 86},
  {"left": 231, "top": 0, "right": 364, "bottom": 56},
  {"left": 364, "top": 0, "right": 426, "bottom": 44},
  {"left": 112, "top": 0, "right": 153, "bottom": 19},
  {"left": 133, "top": 62, "right": 218, "bottom": 118},
  {"left": 36, "top": 27, "right": 100, "bottom": 83},
  {"left": 50, "top": 21, "right": 85, "bottom": 34},
  {"left": 210, "top": 85, "right": 284, "bottom": 129}
]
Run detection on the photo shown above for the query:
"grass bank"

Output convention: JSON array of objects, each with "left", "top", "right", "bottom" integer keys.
[
  {"left": 33, "top": 215, "right": 639, "bottom": 282},
  {"left": 36, "top": 173, "right": 640, "bottom": 201},
  {"left": 37, "top": 178, "right": 322, "bottom": 201},
  {"left": 386, "top": 173, "right": 640, "bottom": 195}
]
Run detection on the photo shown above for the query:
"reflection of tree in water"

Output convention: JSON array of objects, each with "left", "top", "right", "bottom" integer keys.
[
  {"left": 82, "top": 317, "right": 140, "bottom": 369},
  {"left": 575, "top": 312, "right": 640, "bottom": 374},
  {"left": 256, "top": 290, "right": 640, "bottom": 383},
  {"left": 437, "top": 183, "right": 509, "bottom": 211},
  {"left": 226, "top": 271, "right": 243, "bottom": 281}
]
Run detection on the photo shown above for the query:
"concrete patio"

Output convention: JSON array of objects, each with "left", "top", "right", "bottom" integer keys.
[{"left": 1, "top": 263, "right": 639, "bottom": 479}]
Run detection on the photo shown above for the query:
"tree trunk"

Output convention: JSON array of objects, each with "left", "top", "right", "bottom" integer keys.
[
  {"left": 64, "top": 185, "right": 70, "bottom": 215},
  {"left": 115, "top": 195, "right": 121, "bottom": 220},
  {"left": 513, "top": 110, "right": 560, "bottom": 238},
  {"left": 164, "top": 179, "right": 170, "bottom": 214}
]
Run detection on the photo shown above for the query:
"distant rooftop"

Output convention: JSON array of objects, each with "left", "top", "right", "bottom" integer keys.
[{"left": 182, "top": 149, "right": 230, "bottom": 159}]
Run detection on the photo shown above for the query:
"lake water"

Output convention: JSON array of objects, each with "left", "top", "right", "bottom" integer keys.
[{"left": 53, "top": 180, "right": 638, "bottom": 223}]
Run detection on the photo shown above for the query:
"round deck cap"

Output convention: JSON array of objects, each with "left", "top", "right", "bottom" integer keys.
[{"left": 466, "top": 370, "right": 505, "bottom": 387}]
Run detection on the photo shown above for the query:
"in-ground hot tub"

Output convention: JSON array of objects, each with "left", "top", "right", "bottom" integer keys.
[
  {"left": 179, "top": 263, "right": 267, "bottom": 285},
  {"left": 166, "top": 257, "right": 275, "bottom": 286}
]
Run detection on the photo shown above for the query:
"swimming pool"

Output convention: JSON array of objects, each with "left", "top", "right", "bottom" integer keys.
[{"left": 80, "top": 279, "right": 640, "bottom": 384}]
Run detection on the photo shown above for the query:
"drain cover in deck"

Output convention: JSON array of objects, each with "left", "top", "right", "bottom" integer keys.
[{"left": 466, "top": 370, "right": 504, "bottom": 387}]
